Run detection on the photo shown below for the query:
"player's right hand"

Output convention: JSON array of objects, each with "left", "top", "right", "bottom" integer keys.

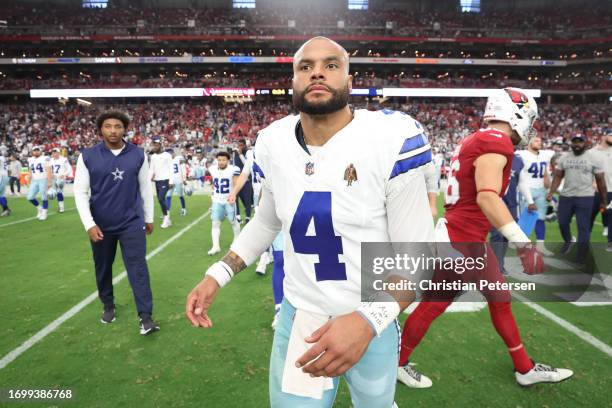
[
  {"left": 87, "top": 225, "right": 104, "bottom": 242},
  {"left": 545, "top": 192, "right": 553, "bottom": 202},
  {"left": 186, "top": 276, "right": 220, "bottom": 328},
  {"left": 528, "top": 203, "right": 537, "bottom": 212}
]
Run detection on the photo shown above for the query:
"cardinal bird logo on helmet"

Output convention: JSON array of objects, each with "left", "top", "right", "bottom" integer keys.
[{"left": 504, "top": 88, "right": 529, "bottom": 110}]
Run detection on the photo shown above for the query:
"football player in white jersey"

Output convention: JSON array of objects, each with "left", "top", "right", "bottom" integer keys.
[
  {"left": 186, "top": 37, "right": 435, "bottom": 407},
  {"left": 27, "top": 146, "right": 53, "bottom": 220},
  {"left": 50, "top": 148, "right": 72, "bottom": 213},
  {"left": 166, "top": 154, "right": 188, "bottom": 216},
  {"left": 516, "top": 136, "right": 555, "bottom": 255},
  {"left": 0, "top": 153, "right": 11, "bottom": 216},
  {"left": 207, "top": 151, "right": 241, "bottom": 255}
]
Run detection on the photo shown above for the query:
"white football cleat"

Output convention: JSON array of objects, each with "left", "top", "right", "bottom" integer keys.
[
  {"left": 397, "top": 364, "right": 433, "bottom": 389},
  {"left": 36, "top": 206, "right": 42, "bottom": 220},
  {"left": 515, "top": 363, "right": 573, "bottom": 387},
  {"left": 161, "top": 215, "right": 172, "bottom": 229},
  {"left": 207, "top": 247, "right": 221, "bottom": 256},
  {"left": 180, "top": 208, "right": 187, "bottom": 216},
  {"left": 603, "top": 227, "right": 608, "bottom": 237},
  {"left": 58, "top": 201, "right": 65, "bottom": 213},
  {"left": 39, "top": 208, "right": 48, "bottom": 221}
]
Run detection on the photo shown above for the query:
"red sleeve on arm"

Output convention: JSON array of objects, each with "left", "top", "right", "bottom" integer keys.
[{"left": 473, "top": 129, "right": 514, "bottom": 159}]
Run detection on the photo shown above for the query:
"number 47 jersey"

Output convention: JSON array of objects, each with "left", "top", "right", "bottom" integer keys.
[{"left": 253, "top": 109, "right": 435, "bottom": 316}]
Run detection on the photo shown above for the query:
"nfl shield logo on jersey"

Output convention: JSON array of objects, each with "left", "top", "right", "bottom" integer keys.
[{"left": 305, "top": 162, "right": 315, "bottom": 176}]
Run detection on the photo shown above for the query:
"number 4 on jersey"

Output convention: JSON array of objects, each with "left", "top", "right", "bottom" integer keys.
[{"left": 290, "top": 192, "right": 347, "bottom": 281}]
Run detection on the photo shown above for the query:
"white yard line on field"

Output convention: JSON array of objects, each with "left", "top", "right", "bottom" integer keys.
[
  {"left": 513, "top": 293, "right": 612, "bottom": 357},
  {"left": 0, "top": 209, "right": 210, "bottom": 370},
  {"left": 0, "top": 208, "right": 76, "bottom": 228}
]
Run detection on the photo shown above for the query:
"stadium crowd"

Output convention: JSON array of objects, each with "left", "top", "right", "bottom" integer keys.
[
  {"left": 1, "top": 71, "right": 609, "bottom": 91},
  {"left": 2, "top": 3, "right": 610, "bottom": 38},
  {"left": 1, "top": 101, "right": 608, "bottom": 165}
]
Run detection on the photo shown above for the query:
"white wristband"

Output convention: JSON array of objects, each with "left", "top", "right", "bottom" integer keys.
[
  {"left": 356, "top": 295, "right": 401, "bottom": 337},
  {"left": 204, "top": 261, "right": 234, "bottom": 288},
  {"left": 499, "top": 221, "right": 530, "bottom": 243}
]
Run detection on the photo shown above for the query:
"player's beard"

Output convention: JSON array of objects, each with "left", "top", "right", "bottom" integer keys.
[
  {"left": 293, "top": 84, "right": 349, "bottom": 115},
  {"left": 571, "top": 145, "right": 585, "bottom": 155}
]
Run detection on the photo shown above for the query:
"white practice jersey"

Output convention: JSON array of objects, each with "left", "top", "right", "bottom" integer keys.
[
  {"left": 50, "top": 156, "right": 71, "bottom": 179},
  {"left": 209, "top": 164, "right": 240, "bottom": 203},
  {"left": 0, "top": 156, "right": 7, "bottom": 177},
  {"left": 516, "top": 149, "right": 554, "bottom": 189},
  {"left": 28, "top": 155, "right": 51, "bottom": 181},
  {"left": 253, "top": 109, "right": 435, "bottom": 316},
  {"left": 171, "top": 157, "right": 186, "bottom": 184},
  {"left": 149, "top": 151, "right": 173, "bottom": 181}
]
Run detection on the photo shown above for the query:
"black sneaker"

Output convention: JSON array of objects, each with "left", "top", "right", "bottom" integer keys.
[
  {"left": 101, "top": 306, "right": 116, "bottom": 324},
  {"left": 139, "top": 315, "right": 160, "bottom": 335}
]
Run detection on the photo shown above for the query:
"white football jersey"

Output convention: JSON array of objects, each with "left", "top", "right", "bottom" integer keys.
[
  {"left": 254, "top": 109, "right": 435, "bottom": 316},
  {"left": 171, "top": 157, "right": 186, "bottom": 184},
  {"left": 516, "top": 149, "right": 554, "bottom": 189},
  {"left": 0, "top": 156, "right": 7, "bottom": 177},
  {"left": 209, "top": 164, "right": 240, "bottom": 203},
  {"left": 50, "top": 156, "right": 71, "bottom": 179},
  {"left": 28, "top": 155, "right": 51, "bottom": 180}
]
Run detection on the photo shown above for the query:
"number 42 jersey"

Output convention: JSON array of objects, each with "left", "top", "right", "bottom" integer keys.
[
  {"left": 252, "top": 109, "right": 435, "bottom": 316},
  {"left": 208, "top": 164, "right": 240, "bottom": 204}
]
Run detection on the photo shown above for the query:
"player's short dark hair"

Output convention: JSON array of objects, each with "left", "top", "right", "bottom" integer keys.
[
  {"left": 238, "top": 138, "right": 247, "bottom": 145},
  {"left": 96, "top": 110, "right": 130, "bottom": 131},
  {"left": 216, "top": 151, "right": 230, "bottom": 160}
]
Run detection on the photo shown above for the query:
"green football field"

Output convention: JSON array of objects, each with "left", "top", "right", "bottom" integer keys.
[{"left": 0, "top": 194, "right": 610, "bottom": 407}]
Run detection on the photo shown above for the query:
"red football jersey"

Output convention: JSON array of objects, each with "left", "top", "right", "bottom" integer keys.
[{"left": 444, "top": 128, "right": 515, "bottom": 242}]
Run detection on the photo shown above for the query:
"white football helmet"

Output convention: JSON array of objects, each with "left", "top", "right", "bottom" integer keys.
[
  {"left": 47, "top": 187, "right": 57, "bottom": 200},
  {"left": 184, "top": 185, "right": 193, "bottom": 196},
  {"left": 483, "top": 88, "right": 538, "bottom": 146}
]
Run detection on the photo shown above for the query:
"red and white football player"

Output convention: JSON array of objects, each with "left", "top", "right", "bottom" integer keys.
[{"left": 397, "top": 88, "right": 573, "bottom": 389}]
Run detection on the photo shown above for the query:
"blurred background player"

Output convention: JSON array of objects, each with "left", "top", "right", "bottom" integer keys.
[
  {"left": 547, "top": 134, "right": 608, "bottom": 260},
  {"left": 590, "top": 130, "right": 612, "bottom": 248},
  {"left": 207, "top": 151, "right": 241, "bottom": 255},
  {"left": 270, "top": 232, "right": 285, "bottom": 329},
  {"left": 516, "top": 136, "right": 555, "bottom": 255},
  {"left": 231, "top": 139, "right": 254, "bottom": 223},
  {"left": 149, "top": 137, "right": 173, "bottom": 229},
  {"left": 166, "top": 153, "right": 188, "bottom": 216},
  {"left": 398, "top": 88, "right": 573, "bottom": 389},
  {"left": 27, "top": 146, "right": 52, "bottom": 221},
  {"left": 0, "top": 153, "right": 11, "bottom": 216},
  {"left": 490, "top": 152, "right": 535, "bottom": 274},
  {"left": 229, "top": 144, "right": 269, "bottom": 274},
  {"left": 49, "top": 147, "right": 71, "bottom": 213},
  {"left": 8, "top": 153, "right": 22, "bottom": 197}
]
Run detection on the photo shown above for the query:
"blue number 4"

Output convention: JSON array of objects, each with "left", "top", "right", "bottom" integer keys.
[
  {"left": 290, "top": 192, "right": 346, "bottom": 281},
  {"left": 528, "top": 162, "right": 546, "bottom": 178}
]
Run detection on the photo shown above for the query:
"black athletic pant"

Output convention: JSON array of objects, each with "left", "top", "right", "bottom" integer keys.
[
  {"left": 155, "top": 180, "right": 170, "bottom": 216},
  {"left": 9, "top": 176, "right": 20, "bottom": 193},
  {"left": 91, "top": 229, "right": 153, "bottom": 317},
  {"left": 235, "top": 180, "right": 254, "bottom": 218}
]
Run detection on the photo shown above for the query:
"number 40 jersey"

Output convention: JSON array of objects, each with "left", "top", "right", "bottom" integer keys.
[{"left": 251, "top": 109, "right": 435, "bottom": 316}]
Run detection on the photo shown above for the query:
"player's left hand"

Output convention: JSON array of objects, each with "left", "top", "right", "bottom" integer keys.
[
  {"left": 145, "top": 223, "right": 154, "bottom": 235},
  {"left": 528, "top": 203, "right": 537, "bottom": 212},
  {"left": 297, "top": 312, "right": 375, "bottom": 378},
  {"left": 600, "top": 201, "right": 609, "bottom": 213},
  {"left": 517, "top": 244, "right": 545, "bottom": 275}
]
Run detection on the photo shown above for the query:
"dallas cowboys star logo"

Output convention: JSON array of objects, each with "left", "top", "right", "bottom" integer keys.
[{"left": 111, "top": 167, "right": 124, "bottom": 181}]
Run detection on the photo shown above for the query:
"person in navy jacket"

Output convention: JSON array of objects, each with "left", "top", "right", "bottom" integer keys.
[{"left": 74, "top": 110, "right": 159, "bottom": 335}]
